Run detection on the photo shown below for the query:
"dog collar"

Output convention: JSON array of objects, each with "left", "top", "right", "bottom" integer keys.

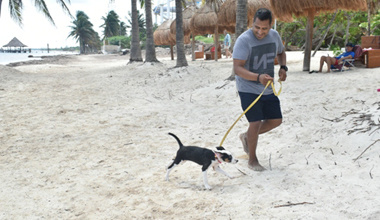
[{"left": 214, "top": 153, "right": 222, "bottom": 164}]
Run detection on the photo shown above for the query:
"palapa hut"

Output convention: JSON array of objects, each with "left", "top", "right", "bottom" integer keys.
[
  {"left": 170, "top": 6, "right": 198, "bottom": 60},
  {"left": 2, "top": 37, "right": 28, "bottom": 53},
  {"left": 154, "top": 19, "right": 176, "bottom": 60},
  {"left": 269, "top": 0, "right": 367, "bottom": 71},
  {"left": 190, "top": 2, "right": 233, "bottom": 61},
  {"left": 154, "top": 18, "right": 191, "bottom": 60},
  {"left": 218, "top": 0, "right": 279, "bottom": 28}
]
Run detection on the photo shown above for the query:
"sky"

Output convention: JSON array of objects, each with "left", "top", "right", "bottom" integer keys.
[{"left": 0, "top": 0, "right": 147, "bottom": 48}]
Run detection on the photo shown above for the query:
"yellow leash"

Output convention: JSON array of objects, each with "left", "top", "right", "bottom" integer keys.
[{"left": 219, "top": 80, "right": 282, "bottom": 146}]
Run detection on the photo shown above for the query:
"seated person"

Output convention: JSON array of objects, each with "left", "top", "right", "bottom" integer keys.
[{"left": 318, "top": 43, "right": 355, "bottom": 73}]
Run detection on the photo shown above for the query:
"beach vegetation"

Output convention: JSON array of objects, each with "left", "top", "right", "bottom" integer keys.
[
  {"left": 101, "top": 10, "right": 121, "bottom": 40},
  {"left": 68, "top": 11, "right": 101, "bottom": 54},
  {"left": 108, "top": 36, "right": 131, "bottom": 49},
  {"left": 194, "top": 35, "right": 224, "bottom": 44},
  {"left": 1, "top": 0, "right": 72, "bottom": 25},
  {"left": 276, "top": 9, "right": 380, "bottom": 52}
]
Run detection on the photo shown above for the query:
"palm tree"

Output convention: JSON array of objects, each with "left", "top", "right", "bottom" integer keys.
[
  {"left": 68, "top": 11, "right": 99, "bottom": 54},
  {"left": 120, "top": 21, "right": 127, "bottom": 36},
  {"left": 130, "top": 0, "right": 143, "bottom": 62},
  {"left": 144, "top": 0, "right": 159, "bottom": 62},
  {"left": 101, "top": 10, "right": 121, "bottom": 40},
  {"left": 126, "top": 10, "right": 146, "bottom": 42},
  {"left": 0, "top": 0, "right": 72, "bottom": 25},
  {"left": 174, "top": 0, "right": 188, "bottom": 67},
  {"left": 235, "top": 0, "right": 248, "bottom": 38}
]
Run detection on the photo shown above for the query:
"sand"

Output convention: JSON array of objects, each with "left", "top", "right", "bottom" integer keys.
[{"left": 1, "top": 51, "right": 380, "bottom": 219}]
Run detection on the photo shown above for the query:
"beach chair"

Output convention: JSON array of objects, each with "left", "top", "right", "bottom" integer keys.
[{"left": 331, "top": 45, "right": 363, "bottom": 72}]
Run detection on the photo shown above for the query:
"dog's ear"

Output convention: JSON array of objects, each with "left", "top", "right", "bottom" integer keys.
[{"left": 216, "top": 146, "right": 225, "bottom": 151}]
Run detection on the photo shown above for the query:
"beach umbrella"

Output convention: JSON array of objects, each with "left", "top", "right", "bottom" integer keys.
[
  {"left": 269, "top": 0, "right": 367, "bottom": 71},
  {"left": 218, "top": 0, "right": 280, "bottom": 28},
  {"left": 170, "top": 5, "right": 197, "bottom": 60},
  {"left": 154, "top": 19, "right": 191, "bottom": 60},
  {"left": 154, "top": 19, "right": 176, "bottom": 46},
  {"left": 170, "top": 5, "right": 197, "bottom": 37},
  {"left": 190, "top": 3, "right": 217, "bottom": 35},
  {"left": 154, "top": 19, "right": 176, "bottom": 60},
  {"left": 190, "top": 2, "right": 232, "bottom": 61},
  {"left": 3, "top": 37, "right": 28, "bottom": 47}
]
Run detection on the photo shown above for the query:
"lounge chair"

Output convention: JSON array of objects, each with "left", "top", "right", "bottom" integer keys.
[{"left": 331, "top": 45, "right": 363, "bottom": 72}]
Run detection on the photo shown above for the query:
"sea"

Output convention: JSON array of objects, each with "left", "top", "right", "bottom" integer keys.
[{"left": 0, "top": 49, "right": 79, "bottom": 65}]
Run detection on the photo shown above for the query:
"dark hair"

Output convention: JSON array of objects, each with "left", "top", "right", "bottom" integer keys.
[
  {"left": 346, "top": 42, "right": 354, "bottom": 47},
  {"left": 254, "top": 8, "right": 273, "bottom": 24}
]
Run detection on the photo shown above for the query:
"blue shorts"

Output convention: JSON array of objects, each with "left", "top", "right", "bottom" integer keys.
[{"left": 238, "top": 92, "right": 282, "bottom": 122}]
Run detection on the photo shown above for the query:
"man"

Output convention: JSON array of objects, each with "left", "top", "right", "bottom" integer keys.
[
  {"left": 224, "top": 30, "right": 232, "bottom": 58},
  {"left": 318, "top": 43, "right": 355, "bottom": 73},
  {"left": 233, "top": 8, "right": 287, "bottom": 171}
]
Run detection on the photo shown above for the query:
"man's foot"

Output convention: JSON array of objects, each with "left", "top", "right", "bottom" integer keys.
[
  {"left": 248, "top": 162, "right": 266, "bottom": 172},
  {"left": 239, "top": 132, "right": 249, "bottom": 154}
]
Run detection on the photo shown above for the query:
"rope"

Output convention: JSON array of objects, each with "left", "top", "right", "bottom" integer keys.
[{"left": 219, "top": 80, "right": 282, "bottom": 146}]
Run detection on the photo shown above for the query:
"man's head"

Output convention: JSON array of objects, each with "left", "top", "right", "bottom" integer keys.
[
  {"left": 252, "top": 8, "right": 273, "bottom": 40},
  {"left": 224, "top": 30, "right": 227, "bottom": 35},
  {"left": 346, "top": 43, "right": 354, "bottom": 51}
]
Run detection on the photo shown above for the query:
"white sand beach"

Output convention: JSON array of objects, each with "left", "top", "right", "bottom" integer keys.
[{"left": 1, "top": 51, "right": 380, "bottom": 219}]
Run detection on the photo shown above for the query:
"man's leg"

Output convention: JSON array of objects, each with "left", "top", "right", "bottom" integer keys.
[
  {"left": 325, "top": 57, "right": 336, "bottom": 72},
  {"left": 246, "top": 118, "right": 282, "bottom": 171},
  {"left": 319, "top": 56, "right": 326, "bottom": 72}
]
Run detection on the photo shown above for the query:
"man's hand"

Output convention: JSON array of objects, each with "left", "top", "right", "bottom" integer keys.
[
  {"left": 258, "top": 74, "right": 274, "bottom": 85},
  {"left": 279, "top": 68, "right": 287, "bottom": 82}
]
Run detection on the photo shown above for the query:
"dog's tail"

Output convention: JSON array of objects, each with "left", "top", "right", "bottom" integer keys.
[{"left": 168, "top": 133, "right": 184, "bottom": 148}]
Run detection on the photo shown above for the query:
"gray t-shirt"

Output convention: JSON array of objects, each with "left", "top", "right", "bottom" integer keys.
[{"left": 233, "top": 29, "right": 284, "bottom": 95}]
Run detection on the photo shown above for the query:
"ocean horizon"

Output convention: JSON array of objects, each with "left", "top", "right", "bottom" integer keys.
[{"left": 0, "top": 49, "right": 79, "bottom": 65}]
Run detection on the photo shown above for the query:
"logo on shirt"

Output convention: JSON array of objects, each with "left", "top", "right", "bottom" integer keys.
[{"left": 249, "top": 43, "right": 276, "bottom": 76}]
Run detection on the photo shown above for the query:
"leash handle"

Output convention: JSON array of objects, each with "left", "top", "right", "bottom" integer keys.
[{"left": 219, "top": 80, "right": 282, "bottom": 146}]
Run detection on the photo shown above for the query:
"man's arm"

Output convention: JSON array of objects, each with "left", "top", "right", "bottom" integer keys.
[
  {"left": 337, "top": 52, "right": 354, "bottom": 61},
  {"left": 233, "top": 59, "right": 273, "bottom": 85}
]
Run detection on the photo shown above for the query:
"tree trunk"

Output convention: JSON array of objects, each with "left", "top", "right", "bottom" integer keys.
[
  {"left": 312, "top": 10, "right": 338, "bottom": 57},
  {"left": 191, "top": 33, "right": 195, "bottom": 61},
  {"left": 175, "top": 0, "right": 188, "bottom": 67},
  {"left": 367, "top": 0, "right": 371, "bottom": 36},
  {"left": 344, "top": 12, "right": 352, "bottom": 45},
  {"left": 303, "top": 9, "right": 315, "bottom": 72},
  {"left": 130, "top": 0, "right": 143, "bottom": 63},
  {"left": 235, "top": 0, "right": 248, "bottom": 38},
  {"left": 329, "top": 25, "right": 337, "bottom": 49},
  {"left": 0, "top": 0, "right": 3, "bottom": 18},
  {"left": 227, "top": 0, "right": 248, "bottom": 80},
  {"left": 144, "top": 0, "right": 159, "bottom": 62}
]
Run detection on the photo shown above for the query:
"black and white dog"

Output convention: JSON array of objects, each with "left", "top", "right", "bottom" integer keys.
[{"left": 165, "top": 133, "right": 238, "bottom": 190}]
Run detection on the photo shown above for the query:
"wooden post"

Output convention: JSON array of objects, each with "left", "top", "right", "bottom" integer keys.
[
  {"left": 214, "top": 26, "right": 219, "bottom": 61},
  {"left": 170, "top": 44, "right": 174, "bottom": 60},
  {"left": 191, "top": 33, "right": 195, "bottom": 61},
  {"left": 303, "top": 9, "right": 315, "bottom": 71}
]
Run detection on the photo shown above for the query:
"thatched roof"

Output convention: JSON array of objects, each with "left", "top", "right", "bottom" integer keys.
[
  {"left": 218, "top": 0, "right": 276, "bottom": 27},
  {"left": 190, "top": 2, "right": 231, "bottom": 35},
  {"left": 3, "top": 37, "right": 27, "bottom": 47},
  {"left": 154, "top": 19, "right": 191, "bottom": 46},
  {"left": 170, "top": 6, "right": 197, "bottom": 36},
  {"left": 269, "top": 0, "right": 367, "bottom": 21},
  {"left": 154, "top": 19, "right": 176, "bottom": 45}
]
